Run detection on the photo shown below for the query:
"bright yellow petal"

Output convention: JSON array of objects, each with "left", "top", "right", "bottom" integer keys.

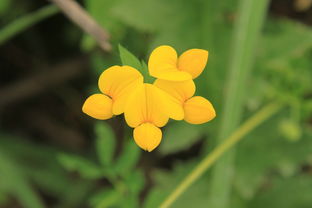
[
  {"left": 148, "top": 45, "right": 192, "bottom": 81},
  {"left": 112, "top": 81, "right": 143, "bottom": 115},
  {"left": 154, "top": 79, "right": 196, "bottom": 103},
  {"left": 124, "top": 84, "right": 169, "bottom": 128},
  {"left": 178, "top": 49, "right": 208, "bottom": 79},
  {"left": 146, "top": 84, "right": 172, "bottom": 126},
  {"left": 151, "top": 84, "right": 185, "bottom": 120},
  {"left": 133, "top": 123, "right": 162, "bottom": 152},
  {"left": 124, "top": 84, "right": 145, "bottom": 127},
  {"left": 98, "top": 65, "right": 143, "bottom": 115},
  {"left": 82, "top": 94, "right": 113, "bottom": 120},
  {"left": 184, "top": 96, "right": 216, "bottom": 124},
  {"left": 152, "top": 71, "right": 192, "bottom": 81}
]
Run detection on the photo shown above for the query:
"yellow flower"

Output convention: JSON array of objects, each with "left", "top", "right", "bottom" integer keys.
[
  {"left": 154, "top": 79, "right": 216, "bottom": 124},
  {"left": 148, "top": 45, "right": 208, "bottom": 81},
  {"left": 82, "top": 65, "right": 143, "bottom": 119},
  {"left": 124, "top": 83, "right": 183, "bottom": 151},
  {"left": 82, "top": 45, "right": 215, "bottom": 152}
]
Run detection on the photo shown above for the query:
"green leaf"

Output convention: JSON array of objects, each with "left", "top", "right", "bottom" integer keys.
[
  {"left": 0, "top": 134, "right": 93, "bottom": 208},
  {"left": 260, "top": 19, "right": 312, "bottom": 63},
  {"left": 160, "top": 122, "right": 204, "bottom": 154},
  {"left": 118, "top": 44, "right": 152, "bottom": 83},
  {"left": 58, "top": 153, "right": 103, "bottom": 179},
  {"left": 90, "top": 189, "right": 121, "bottom": 208},
  {"left": 141, "top": 60, "right": 155, "bottom": 83},
  {"left": 95, "top": 122, "right": 116, "bottom": 166},
  {"left": 113, "top": 139, "right": 141, "bottom": 176},
  {"left": 234, "top": 114, "right": 312, "bottom": 199},
  {"left": 119, "top": 44, "right": 143, "bottom": 70},
  {"left": 123, "top": 170, "right": 145, "bottom": 194},
  {"left": 249, "top": 176, "right": 312, "bottom": 208}
]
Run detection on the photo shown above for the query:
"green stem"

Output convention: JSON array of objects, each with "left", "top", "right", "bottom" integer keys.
[
  {"left": 159, "top": 102, "right": 282, "bottom": 208},
  {"left": 0, "top": 5, "right": 59, "bottom": 45},
  {"left": 208, "top": 0, "right": 270, "bottom": 207}
]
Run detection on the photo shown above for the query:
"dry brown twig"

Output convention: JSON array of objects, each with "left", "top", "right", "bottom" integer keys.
[{"left": 49, "top": 0, "right": 112, "bottom": 51}]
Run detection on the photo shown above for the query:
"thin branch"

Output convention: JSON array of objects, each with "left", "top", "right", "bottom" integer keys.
[
  {"left": 0, "top": 57, "right": 88, "bottom": 109},
  {"left": 50, "top": 0, "right": 111, "bottom": 51}
]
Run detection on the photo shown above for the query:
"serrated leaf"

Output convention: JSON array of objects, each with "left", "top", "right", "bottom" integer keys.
[
  {"left": 95, "top": 122, "right": 116, "bottom": 166},
  {"left": 58, "top": 153, "right": 103, "bottom": 179}
]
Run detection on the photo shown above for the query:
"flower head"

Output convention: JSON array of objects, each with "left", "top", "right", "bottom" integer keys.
[
  {"left": 148, "top": 45, "right": 208, "bottom": 81},
  {"left": 82, "top": 45, "right": 215, "bottom": 152}
]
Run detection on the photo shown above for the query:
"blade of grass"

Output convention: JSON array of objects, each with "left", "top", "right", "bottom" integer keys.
[
  {"left": 159, "top": 102, "right": 282, "bottom": 208},
  {"left": 208, "top": 0, "right": 270, "bottom": 207},
  {"left": 0, "top": 5, "right": 59, "bottom": 45}
]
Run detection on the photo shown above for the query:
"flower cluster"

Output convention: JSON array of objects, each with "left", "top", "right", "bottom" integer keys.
[{"left": 82, "top": 45, "right": 216, "bottom": 152}]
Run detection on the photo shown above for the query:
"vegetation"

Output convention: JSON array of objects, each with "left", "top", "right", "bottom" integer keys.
[{"left": 0, "top": 0, "right": 311, "bottom": 207}]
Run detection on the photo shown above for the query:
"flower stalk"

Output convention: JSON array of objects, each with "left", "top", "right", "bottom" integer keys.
[{"left": 159, "top": 102, "right": 282, "bottom": 208}]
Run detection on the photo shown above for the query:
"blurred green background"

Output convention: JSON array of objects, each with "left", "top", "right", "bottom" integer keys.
[{"left": 0, "top": 0, "right": 312, "bottom": 207}]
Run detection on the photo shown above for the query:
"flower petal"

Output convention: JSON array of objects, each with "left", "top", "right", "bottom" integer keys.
[
  {"left": 148, "top": 45, "right": 192, "bottom": 81},
  {"left": 82, "top": 94, "right": 113, "bottom": 120},
  {"left": 124, "top": 84, "right": 169, "bottom": 128},
  {"left": 133, "top": 123, "right": 162, "bottom": 152},
  {"left": 154, "top": 79, "right": 196, "bottom": 104},
  {"left": 151, "top": 84, "right": 184, "bottom": 121},
  {"left": 178, "top": 49, "right": 208, "bottom": 79},
  {"left": 184, "top": 96, "right": 216, "bottom": 124},
  {"left": 98, "top": 65, "right": 143, "bottom": 115}
]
